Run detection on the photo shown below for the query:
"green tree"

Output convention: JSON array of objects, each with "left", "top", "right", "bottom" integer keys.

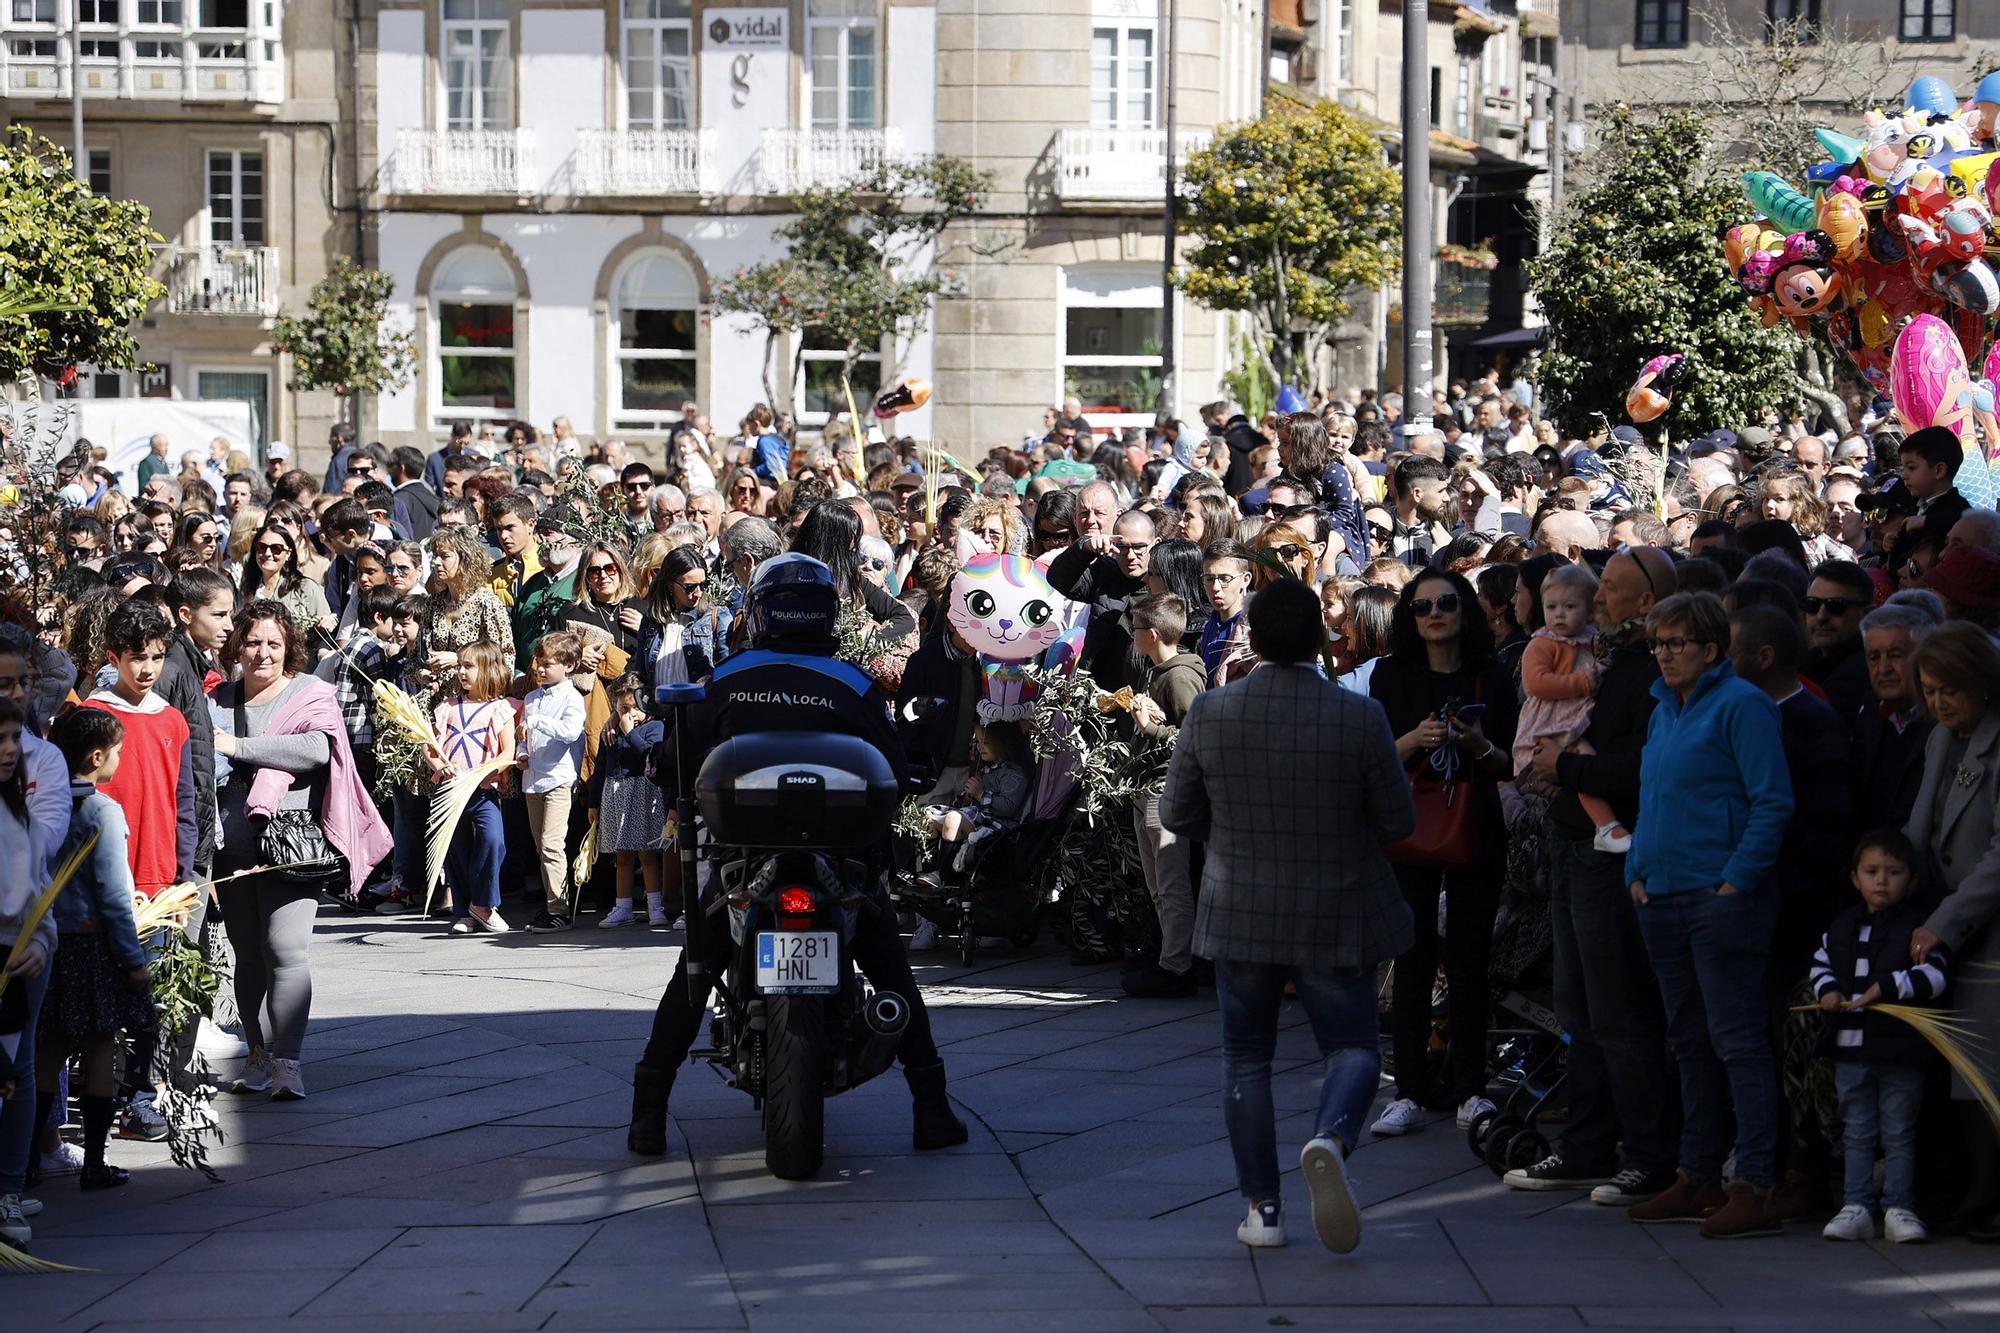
[
  {"left": 1175, "top": 98, "right": 1402, "bottom": 394},
  {"left": 0, "top": 127, "right": 163, "bottom": 381},
  {"left": 716, "top": 156, "right": 990, "bottom": 411},
  {"left": 1528, "top": 107, "right": 1800, "bottom": 437},
  {"left": 273, "top": 257, "right": 416, "bottom": 434}
]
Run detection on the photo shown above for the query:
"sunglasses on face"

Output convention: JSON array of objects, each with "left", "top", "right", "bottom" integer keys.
[
  {"left": 861, "top": 557, "right": 889, "bottom": 572},
  {"left": 1802, "top": 596, "right": 1858, "bottom": 616},
  {"left": 677, "top": 579, "right": 707, "bottom": 593},
  {"left": 1112, "top": 540, "right": 1153, "bottom": 555},
  {"left": 733, "top": 484, "right": 757, "bottom": 495},
  {"left": 1268, "top": 543, "right": 1308, "bottom": 562},
  {"left": 587, "top": 563, "right": 620, "bottom": 576},
  {"left": 1410, "top": 593, "right": 1461, "bottom": 616},
  {"left": 625, "top": 481, "right": 652, "bottom": 492},
  {"left": 255, "top": 542, "right": 288, "bottom": 556},
  {"left": 388, "top": 562, "right": 416, "bottom": 575},
  {"left": 349, "top": 463, "right": 374, "bottom": 476}
]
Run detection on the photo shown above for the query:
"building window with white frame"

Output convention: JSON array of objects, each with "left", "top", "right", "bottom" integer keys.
[
  {"left": 432, "top": 248, "right": 518, "bottom": 421},
  {"left": 1090, "top": 23, "right": 1155, "bottom": 130},
  {"left": 1454, "top": 57, "right": 1472, "bottom": 136},
  {"left": 613, "top": 251, "right": 700, "bottom": 430},
  {"left": 623, "top": 0, "right": 693, "bottom": 130},
  {"left": 807, "top": 0, "right": 877, "bottom": 131},
  {"left": 797, "top": 328, "right": 881, "bottom": 425},
  {"left": 206, "top": 149, "right": 264, "bottom": 245},
  {"left": 1062, "top": 266, "right": 1164, "bottom": 420},
  {"left": 442, "top": 0, "right": 511, "bottom": 131},
  {"left": 1332, "top": 0, "right": 1355, "bottom": 86}
]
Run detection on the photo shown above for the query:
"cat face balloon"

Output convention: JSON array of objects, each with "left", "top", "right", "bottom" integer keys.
[{"left": 947, "top": 554, "right": 1064, "bottom": 663}]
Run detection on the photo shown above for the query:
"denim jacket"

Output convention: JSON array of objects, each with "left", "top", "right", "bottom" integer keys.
[{"left": 51, "top": 780, "right": 147, "bottom": 970}]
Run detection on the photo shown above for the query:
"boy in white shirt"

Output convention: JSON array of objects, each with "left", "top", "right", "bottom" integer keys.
[{"left": 520, "top": 630, "right": 587, "bottom": 934}]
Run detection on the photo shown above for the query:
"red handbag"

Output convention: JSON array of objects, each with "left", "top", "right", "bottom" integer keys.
[{"left": 1384, "top": 680, "right": 1482, "bottom": 869}]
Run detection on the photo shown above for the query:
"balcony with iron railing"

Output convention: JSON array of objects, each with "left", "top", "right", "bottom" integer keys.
[
  {"left": 156, "top": 243, "right": 282, "bottom": 317},
  {"left": 758, "top": 128, "right": 903, "bottom": 194},
  {"left": 575, "top": 128, "right": 717, "bottom": 196},
  {"left": 391, "top": 128, "right": 537, "bottom": 196},
  {"left": 1055, "top": 127, "right": 1212, "bottom": 204},
  {"left": 0, "top": 8, "right": 286, "bottom": 105}
]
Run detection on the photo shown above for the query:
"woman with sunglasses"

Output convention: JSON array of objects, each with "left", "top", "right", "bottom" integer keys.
[
  {"left": 721, "top": 466, "right": 764, "bottom": 517},
  {"left": 638, "top": 546, "right": 728, "bottom": 688},
  {"left": 383, "top": 541, "right": 427, "bottom": 597},
  {"left": 265, "top": 501, "right": 330, "bottom": 587},
  {"left": 1366, "top": 568, "right": 1517, "bottom": 1138},
  {"left": 239, "top": 523, "right": 333, "bottom": 640},
  {"left": 165, "top": 511, "right": 226, "bottom": 574},
  {"left": 1252, "top": 524, "right": 1319, "bottom": 591},
  {"left": 570, "top": 542, "right": 646, "bottom": 661}
]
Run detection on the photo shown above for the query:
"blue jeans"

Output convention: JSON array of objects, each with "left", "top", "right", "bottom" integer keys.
[
  {"left": 1636, "top": 886, "right": 1780, "bottom": 1186},
  {"left": 1216, "top": 959, "right": 1381, "bottom": 1202},
  {"left": 391, "top": 788, "right": 425, "bottom": 890},
  {"left": 1836, "top": 1061, "right": 1925, "bottom": 1211},
  {"left": 0, "top": 960, "right": 51, "bottom": 1194},
  {"left": 446, "top": 790, "right": 504, "bottom": 912}
]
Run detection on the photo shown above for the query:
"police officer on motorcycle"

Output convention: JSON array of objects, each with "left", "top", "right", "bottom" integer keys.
[{"left": 627, "top": 554, "right": 970, "bottom": 1156}]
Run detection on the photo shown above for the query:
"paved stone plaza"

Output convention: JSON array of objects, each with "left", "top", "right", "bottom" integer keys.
[{"left": 10, "top": 912, "right": 1998, "bottom": 1330}]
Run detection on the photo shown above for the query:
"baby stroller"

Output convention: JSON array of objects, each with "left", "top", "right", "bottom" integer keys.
[
  {"left": 1463, "top": 860, "right": 1571, "bottom": 1175},
  {"left": 893, "top": 745, "right": 1076, "bottom": 966}
]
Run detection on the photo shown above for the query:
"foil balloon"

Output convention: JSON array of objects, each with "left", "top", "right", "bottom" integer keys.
[
  {"left": 1625, "top": 354, "right": 1688, "bottom": 425},
  {"left": 1273, "top": 385, "right": 1308, "bottom": 415},
  {"left": 1743, "top": 171, "right": 1817, "bottom": 233},
  {"left": 1768, "top": 232, "right": 1845, "bottom": 319},
  {"left": 1906, "top": 75, "right": 1957, "bottom": 117},
  {"left": 1816, "top": 190, "right": 1868, "bottom": 262},
  {"left": 945, "top": 553, "right": 1070, "bottom": 722},
  {"left": 1891, "top": 314, "right": 1975, "bottom": 445},
  {"left": 872, "top": 377, "right": 932, "bottom": 419}
]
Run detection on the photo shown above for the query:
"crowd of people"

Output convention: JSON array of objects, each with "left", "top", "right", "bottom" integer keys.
[{"left": 0, "top": 373, "right": 1997, "bottom": 1261}]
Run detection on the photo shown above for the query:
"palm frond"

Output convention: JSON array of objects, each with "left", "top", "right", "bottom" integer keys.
[
  {"left": 422, "top": 755, "right": 516, "bottom": 916},
  {"left": 1872, "top": 1004, "right": 2000, "bottom": 1134},
  {"left": 571, "top": 824, "right": 598, "bottom": 888},
  {"left": 134, "top": 882, "right": 202, "bottom": 935},
  {"left": 0, "top": 1239, "right": 93, "bottom": 1274},
  {"left": 0, "top": 831, "right": 100, "bottom": 1006}
]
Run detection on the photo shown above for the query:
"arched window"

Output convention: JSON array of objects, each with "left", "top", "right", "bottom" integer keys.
[
  {"left": 433, "top": 247, "right": 517, "bottom": 424},
  {"left": 614, "top": 250, "right": 699, "bottom": 430}
]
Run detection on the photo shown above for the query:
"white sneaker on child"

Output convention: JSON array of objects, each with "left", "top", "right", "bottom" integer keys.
[
  {"left": 599, "top": 902, "right": 638, "bottom": 928},
  {"left": 1592, "top": 824, "right": 1632, "bottom": 855},
  {"left": 1822, "top": 1204, "right": 1876, "bottom": 1241},
  {"left": 37, "top": 1142, "right": 84, "bottom": 1176},
  {"left": 909, "top": 921, "right": 939, "bottom": 952},
  {"left": 645, "top": 892, "right": 672, "bottom": 929},
  {"left": 1884, "top": 1207, "right": 1928, "bottom": 1243}
]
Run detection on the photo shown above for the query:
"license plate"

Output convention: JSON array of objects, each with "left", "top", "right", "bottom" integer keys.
[{"left": 756, "top": 931, "right": 839, "bottom": 994}]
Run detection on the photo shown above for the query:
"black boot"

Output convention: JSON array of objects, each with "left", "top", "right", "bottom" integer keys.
[
  {"left": 906, "top": 1062, "right": 968, "bottom": 1150},
  {"left": 627, "top": 1063, "right": 673, "bottom": 1156}
]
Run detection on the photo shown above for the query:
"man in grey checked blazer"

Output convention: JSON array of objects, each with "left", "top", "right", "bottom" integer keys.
[{"left": 1160, "top": 579, "right": 1415, "bottom": 1254}]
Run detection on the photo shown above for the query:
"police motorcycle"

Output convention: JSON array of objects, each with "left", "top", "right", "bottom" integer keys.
[{"left": 655, "top": 692, "right": 919, "bottom": 1180}]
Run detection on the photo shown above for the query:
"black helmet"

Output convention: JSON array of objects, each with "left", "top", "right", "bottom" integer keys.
[{"left": 745, "top": 553, "right": 839, "bottom": 650}]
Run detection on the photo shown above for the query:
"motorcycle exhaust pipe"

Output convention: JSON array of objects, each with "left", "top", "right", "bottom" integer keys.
[
  {"left": 848, "top": 991, "right": 910, "bottom": 1086},
  {"left": 865, "top": 991, "right": 909, "bottom": 1037}
]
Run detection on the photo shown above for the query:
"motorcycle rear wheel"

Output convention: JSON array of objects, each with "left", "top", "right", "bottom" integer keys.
[{"left": 763, "top": 994, "right": 828, "bottom": 1180}]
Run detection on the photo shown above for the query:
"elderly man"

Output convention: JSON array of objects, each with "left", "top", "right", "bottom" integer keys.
[
  {"left": 1848, "top": 603, "right": 1936, "bottom": 831},
  {"left": 650, "top": 483, "right": 689, "bottom": 532},
  {"left": 136, "top": 431, "right": 173, "bottom": 490},
  {"left": 1535, "top": 509, "right": 1601, "bottom": 562},
  {"left": 1508, "top": 548, "right": 1678, "bottom": 1203},
  {"left": 1946, "top": 508, "right": 2000, "bottom": 553},
  {"left": 1071, "top": 480, "right": 1121, "bottom": 545},
  {"left": 1792, "top": 436, "right": 1829, "bottom": 491}
]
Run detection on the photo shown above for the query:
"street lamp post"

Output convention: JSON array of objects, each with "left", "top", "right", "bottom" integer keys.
[
  {"left": 69, "top": 0, "right": 86, "bottom": 182},
  {"left": 1159, "top": 0, "right": 1179, "bottom": 422},
  {"left": 1400, "top": 0, "right": 1432, "bottom": 432}
]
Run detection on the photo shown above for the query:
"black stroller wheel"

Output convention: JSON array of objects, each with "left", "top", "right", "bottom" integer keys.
[
  {"left": 1506, "top": 1130, "right": 1550, "bottom": 1172},
  {"left": 1465, "top": 1107, "right": 1499, "bottom": 1164},
  {"left": 1483, "top": 1115, "right": 1525, "bottom": 1176}
]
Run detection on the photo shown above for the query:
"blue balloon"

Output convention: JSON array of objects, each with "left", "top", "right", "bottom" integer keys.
[
  {"left": 1273, "top": 385, "right": 1307, "bottom": 415},
  {"left": 1979, "top": 71, "right": 2000, "bottom": 106},
  {"left": 1907, "top": 75, "right": 1957, "bottom": 117}
]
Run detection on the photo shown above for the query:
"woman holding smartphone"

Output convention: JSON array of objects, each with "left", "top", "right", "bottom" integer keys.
[{"left": 1366, "top": 568, "right": 1518, "bottom": 1138}]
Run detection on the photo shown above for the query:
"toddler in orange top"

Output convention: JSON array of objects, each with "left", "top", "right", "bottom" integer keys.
[{"left": 1511, "top": 563, "right": 1629, "bottom": 853}]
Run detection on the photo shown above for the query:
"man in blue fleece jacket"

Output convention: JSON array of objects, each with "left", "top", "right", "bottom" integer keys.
[{"left": 1623, "top": 591, "right": 1796, "bottom": 1240}]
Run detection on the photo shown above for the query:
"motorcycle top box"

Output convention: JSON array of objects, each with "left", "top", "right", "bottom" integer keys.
[{"left": 695, "top": 732, "right": 901, "bottom": 848}]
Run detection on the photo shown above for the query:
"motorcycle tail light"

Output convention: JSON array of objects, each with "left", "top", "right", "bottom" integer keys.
[{"left": 777, "top": 887, "right": 816, "bottom": 918}]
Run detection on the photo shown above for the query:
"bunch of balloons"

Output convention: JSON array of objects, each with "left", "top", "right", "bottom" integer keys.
[{"left": 1724, "top": 72, "right": 2000, "bottom": 471}]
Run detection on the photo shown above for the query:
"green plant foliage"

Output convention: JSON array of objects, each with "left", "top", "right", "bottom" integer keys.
[
  {"left": 1527, "top": 107, "right": 1801, "bottom": 436},
  {"left": 715, "top": 156, "right": 990, "bottom": 403},
  {"left": 0, "top": 127, "right": 164, "bottom": 379},
  {"left": 273, "top": 256, "right": 416, "bottom": 399},
  {"left": 1176, "top": 99, "right": 1402, "bottom": 392}
]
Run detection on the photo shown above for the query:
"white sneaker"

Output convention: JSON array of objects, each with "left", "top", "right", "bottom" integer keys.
[
  {"left": 268, "top": 1058, "right": 306, "bottom": 1102},
  {"left": 1592, "top": 823, "right": 1632, "bottom": 855},
  {"left": 1822, "top": 1203, "right": 1876, "bottom": 1241},
  {"left": 230, "top": 1048, "right": 274, "bottom": 1095},
  {"left": 598, "top": 901, "right": 638, "bottom": 929},
  {"left": 1884, "top": 1207, "right": 1928, "bottom": 1244},
  {"left": 1301, "top": 1136, "right": 1361, "bottom": 1254},
  {"left": 1456, "top": 1095, "right": 1498, "bottom": 1130},
  {"left": 473, "top": 910, "right": 511, "bottom": 935},
  {"left": 195, "top": 1017, "right": 250, "bottom": 1060},
  {"left": 0, "top": 1193, "right": 29, "bottom": 1246},
  {"left": 17, "top": 1196, "right": 41, "bottom": 1217},
  {"left": 37, "top": 1141, "right": 84, "bottom": 1177},
  {"left": 1370, "top": 1098, "right": 1425, "bottom": 1137},
  {"left": 909, "top": 920, "right": 939, "bottom": 952},
  {"left": 1236, "top": 1199, "right": 1286, "bottom": 1248}
]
